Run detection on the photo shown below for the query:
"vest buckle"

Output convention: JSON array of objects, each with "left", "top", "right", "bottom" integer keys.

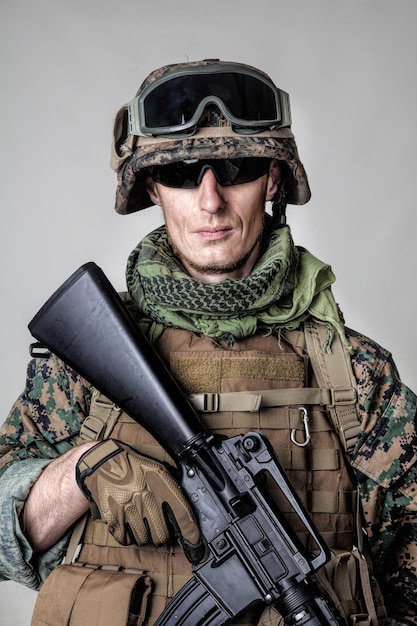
[
  {"left": 329, "top": 387, "right": 357, "bottom": 407},
  {"left": 202, "top": 393, "right": 220, "bottom": 412}
]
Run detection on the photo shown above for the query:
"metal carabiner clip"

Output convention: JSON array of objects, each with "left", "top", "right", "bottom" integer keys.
[{"left": 290, "top": 407, "right": 311, "bottom": 447}]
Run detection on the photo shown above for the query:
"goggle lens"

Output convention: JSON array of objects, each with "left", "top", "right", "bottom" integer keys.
[
  {"left": 128, "top": 65, "right": 291, "bottom": 136},
  {"left": 143, "top": 73, "right": 278, "bottom": 128},
  {"left": 151, "top": 158, "right": 271, "bottom": 189}
]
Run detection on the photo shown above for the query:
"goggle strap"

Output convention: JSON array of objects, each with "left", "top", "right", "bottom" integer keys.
[{"left": 133, "top": 125, "right": 295, "bottom": 146}]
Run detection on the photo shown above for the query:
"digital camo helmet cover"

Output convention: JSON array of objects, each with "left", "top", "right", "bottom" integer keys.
[{"left": 110, "top": 60, "right": 311, "bottom": 214}]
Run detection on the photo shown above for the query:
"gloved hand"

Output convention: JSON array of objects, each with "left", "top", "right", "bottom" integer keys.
[{"left": 76, "top": 439, "right": 205, "bottom": 564}]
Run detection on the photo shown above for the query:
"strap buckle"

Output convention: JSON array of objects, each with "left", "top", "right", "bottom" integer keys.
[
  {"left": 329, "top": 387, "right": 357, "bottom": 408},
  {"left": 80, "top": 415, "right": 107, "bottom": 441},
  {"left": 202, "top": 393, "right": 219, "bottom": 412}
]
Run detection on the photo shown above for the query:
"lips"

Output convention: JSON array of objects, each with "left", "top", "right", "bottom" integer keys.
[{"left": 194, "top": 226, "right": 233, "bottom": 241}]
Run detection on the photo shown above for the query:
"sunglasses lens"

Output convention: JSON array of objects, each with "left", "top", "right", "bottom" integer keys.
[{"left": 151, "top": 158, "right": 270, "bottom": 189}]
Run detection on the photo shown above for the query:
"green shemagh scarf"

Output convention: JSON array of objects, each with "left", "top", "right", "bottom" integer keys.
[{"left": 126, "top": 222, "right": 349, "bottom": 350}]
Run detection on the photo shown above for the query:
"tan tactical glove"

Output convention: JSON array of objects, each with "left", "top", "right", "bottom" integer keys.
[{"left": 76, "top": 439, "right": 205, "bottom": 564}]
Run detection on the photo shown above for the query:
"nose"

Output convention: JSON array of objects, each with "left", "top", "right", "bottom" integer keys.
[{"left": 197, "top": 168, "right": 225, "bottom": 213}]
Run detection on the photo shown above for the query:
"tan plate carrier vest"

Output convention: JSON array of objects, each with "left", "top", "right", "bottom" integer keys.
[{"left": 31, "top": 320, "right": 387, "bottom": 626}]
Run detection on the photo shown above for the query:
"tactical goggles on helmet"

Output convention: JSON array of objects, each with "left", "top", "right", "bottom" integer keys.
[
  {"left": 150, "top": 157, "right": 271, "bottom": 189},
  {"left": 128, "top": 63, "right": 291, "bottom": 137}
]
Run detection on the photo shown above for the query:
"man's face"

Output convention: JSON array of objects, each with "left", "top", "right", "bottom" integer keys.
[{"left": 146, "top": 160, "right": 281, "bottom": 284}]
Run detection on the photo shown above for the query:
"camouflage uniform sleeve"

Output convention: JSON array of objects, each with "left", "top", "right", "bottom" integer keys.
[
  {"left": 348, "top": 329, "right": 417, "bottom": 625},
  {"left": 0, "top": 459, "right": 70, "bottom": 589},
  {"left": 0, "top": 352, "right": 92, "bottom": 588}
]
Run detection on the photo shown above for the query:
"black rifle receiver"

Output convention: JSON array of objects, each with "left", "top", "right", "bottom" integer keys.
[{"left": 28, "top": 263, "right": 342, "bottom": 626}]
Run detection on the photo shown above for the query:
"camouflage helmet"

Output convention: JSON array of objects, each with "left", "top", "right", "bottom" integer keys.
[{"left": 110, "top": 60, "right": 311, "bottom": 214}]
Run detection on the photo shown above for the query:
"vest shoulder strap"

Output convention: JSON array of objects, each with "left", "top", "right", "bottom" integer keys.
[
  {"left": 304, "top": 319, "right": 360, "bottom": 455},
  {"left": 80, "top": 390, "right": 122, "bottom": 442}
]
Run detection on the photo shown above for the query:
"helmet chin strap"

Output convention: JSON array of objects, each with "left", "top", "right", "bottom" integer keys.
[{"left": 271, "top": 187, "right": 287, "bottom": 226}]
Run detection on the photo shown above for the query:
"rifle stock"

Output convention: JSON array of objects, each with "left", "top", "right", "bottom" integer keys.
[
  {"left": 29, "top": 262, "right": 204, "bottom": 459},
  {"left": 29, "top": 263, "right": 341, "bottom": 625}
]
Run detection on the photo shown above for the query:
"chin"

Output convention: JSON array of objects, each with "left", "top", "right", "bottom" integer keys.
[{"left": 191, "top": 256, "right": 247, "bottom": 274}]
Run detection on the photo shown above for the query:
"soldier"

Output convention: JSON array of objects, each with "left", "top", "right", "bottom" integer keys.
[{"left": 0, "top": 60, "right": 416, "bottom": 625}]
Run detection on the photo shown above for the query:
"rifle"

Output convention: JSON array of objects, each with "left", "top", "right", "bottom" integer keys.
[{"left": 28, "top": 262, "right": 342, "bottom": 625}]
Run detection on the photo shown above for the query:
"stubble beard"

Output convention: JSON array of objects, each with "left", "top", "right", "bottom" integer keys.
[
  {"left": 176, "top": 238, "right": 260, "bottom": 275},
  {"left": 168, "top": 213, "right": 266, "bottom": 276}
]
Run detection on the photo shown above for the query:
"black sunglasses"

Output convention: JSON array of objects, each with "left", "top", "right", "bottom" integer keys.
[{"left": 150, "top": 158, "right": 271, "bottom": 189}]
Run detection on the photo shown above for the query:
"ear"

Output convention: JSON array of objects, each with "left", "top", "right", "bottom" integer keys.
[
  {"left": 145, "top": 174, "right": 162, "bottom": 206},
  {"left": 265, "top": 159, "right": 282, "bottom": 201}
]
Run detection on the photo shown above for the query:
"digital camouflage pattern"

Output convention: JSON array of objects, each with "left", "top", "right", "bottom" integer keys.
[
  {"left": 0, "top": 323, "right": 416, "bottom": 624},
  {"left": 348, "top": 331, "right": 417, "bottom": 624},
  {"left": 110, "top": 60, "right": 311, "bottom": 214},
  {"left": 0, "top": 354, "right": 90, "bottom": 472},
  {"left": 0, "top": 355, "right": 91, "bottom": 587}
]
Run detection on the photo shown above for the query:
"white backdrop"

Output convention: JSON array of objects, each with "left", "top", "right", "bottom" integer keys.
[{"left": 1, "top": 0, "right": 416, "bottom": 623}]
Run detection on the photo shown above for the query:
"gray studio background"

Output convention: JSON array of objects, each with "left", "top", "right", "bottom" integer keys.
[{"left": 1, "top": 0, "right": 416, "bottom": 623}]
